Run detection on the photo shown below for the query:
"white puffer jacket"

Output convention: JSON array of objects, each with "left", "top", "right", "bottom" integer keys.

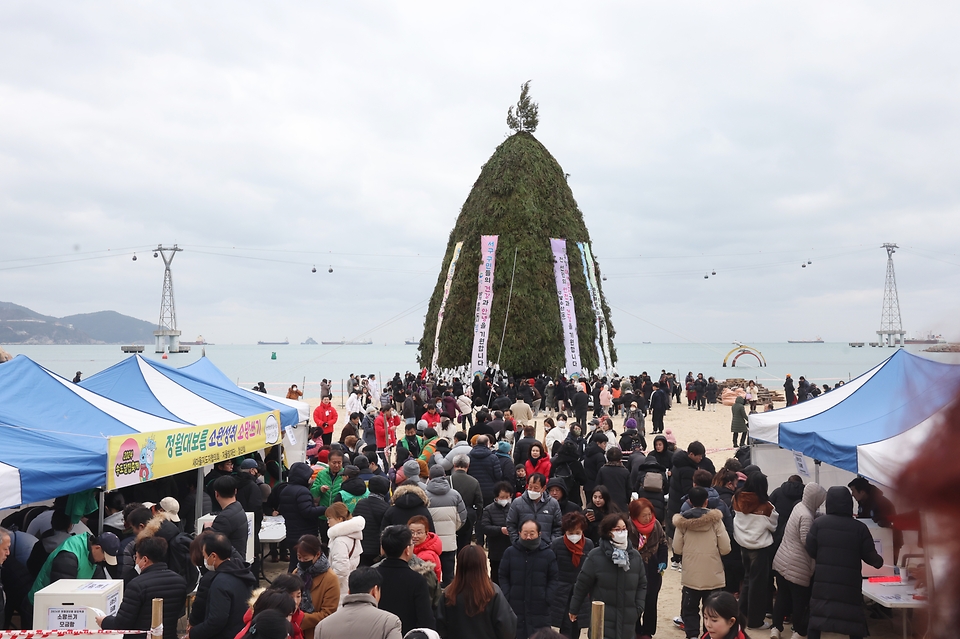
[
  {"left": 328, "top": 515, "right": 365, "bottom": 603},
  {"left": 772, "top": 483, "right": 826, "bottom": 586}
]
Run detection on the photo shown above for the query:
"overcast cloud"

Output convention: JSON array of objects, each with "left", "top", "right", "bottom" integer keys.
[{"left": 2, "top": 2, "right": 959, "bottom": 345}]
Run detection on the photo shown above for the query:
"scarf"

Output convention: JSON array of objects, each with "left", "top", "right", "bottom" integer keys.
[
  {"left": 564, "top": 535, "right": 585, "bottom": 567},
  {"left": 297, "top": 554, "right": 330, "bottom": 613},
  {"left": 634, "top": 517, "right": 656, "bottom": 537},
  {"left": 603, "top": 538, "right": 631, "bottom": 572}
]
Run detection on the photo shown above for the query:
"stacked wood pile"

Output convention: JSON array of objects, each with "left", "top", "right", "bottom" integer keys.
[{"left": 719, "top": 378, "right": 784, "bottom": 403}]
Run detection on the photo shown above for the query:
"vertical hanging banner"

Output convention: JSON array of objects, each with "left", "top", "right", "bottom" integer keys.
[
  {"left": 582, "top": 242, "right": 613, "bottom": 372},
  {"left": 471, "top": 235, "right": 499, "bottom": 376},
  {"left": 577, "top": 242, "right": 607, "bottom": 374},
  {"left": 550, "top": 238, "right": 583, "bottom": 378},
  {"left": 431, "top": 241, "right": 464, "bottom": 372}
]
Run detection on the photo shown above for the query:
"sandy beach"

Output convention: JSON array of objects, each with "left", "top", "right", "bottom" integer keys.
[{"left": 292, "top": 392, "right": 912, "bottom": 639}]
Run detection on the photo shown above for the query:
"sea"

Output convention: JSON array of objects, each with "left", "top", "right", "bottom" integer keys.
[{"left": 5, "top": 341, "right": 957, "bottom": 397}]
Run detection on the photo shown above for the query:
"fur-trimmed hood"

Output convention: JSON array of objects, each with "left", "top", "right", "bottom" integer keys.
[
  {"left": 136, "top": 511, "right": 179, "bottom": 542},
  {"left": 328, "top": 515, "right": 365, "bottom": 540},
  {"left": 391, "top": 483, "right": 430, "bottom": 508},
  {"left": 672, "top": 507, "right": 723, "bottom": 531}
]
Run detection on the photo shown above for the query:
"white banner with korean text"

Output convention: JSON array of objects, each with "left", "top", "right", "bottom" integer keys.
[
  {"left": 471, "top": 236, "right": 499, "bottom": 375},
  {"left": 431, "top": 241, "right": 464, "bottom": 372},
  {"left": 550, "top": 238, "right": 583, "bottom": 378}
]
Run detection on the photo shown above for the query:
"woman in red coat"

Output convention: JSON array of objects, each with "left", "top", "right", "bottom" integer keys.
[
  {"left": 312, "top": 397, "right": 339, "bottom": 446},
  {"left": 524, "top": 442, "right": 552, "bottom": 479}
]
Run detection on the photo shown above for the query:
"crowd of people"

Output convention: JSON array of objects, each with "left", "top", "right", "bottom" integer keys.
[{"left": 0, "top": 367, "right": 933, "bottom": 639}]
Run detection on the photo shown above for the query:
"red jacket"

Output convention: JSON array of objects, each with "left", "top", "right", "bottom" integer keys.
[
  {"left": 313, "top": 403, "right": 339, "bottom": 435},
  {"left": 420, "top": 411, "right": 442, "bottom": 428},
  {"left": 375, "top": 413, "right": 400, "bottom": 448},
  {"left": 525, "top": 456, "right": 552, "bottom": 479},
  {"left": 413, "top": 532, "right": 443, "bottom": 581}
]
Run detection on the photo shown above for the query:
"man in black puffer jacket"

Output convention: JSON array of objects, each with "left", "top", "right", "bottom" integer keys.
[
  {"left": 352, "top": 476, "right": 391, "bottom": 566},
  {"left": 278, "top": 462, "right": 327, "bottom": 571},
  {"left": 99, "top": 537, "right": 186, "bottom": 639},
  {"left": 582, "top": 434, "right": 608, "bottom": 497},
  {"left": 805, "top": 486, "right": 882, "bottom": 639},
  {"left": 189, "top": 533, "right": 257, "bottom": 639},
  {"left": 211, "top": 476, "right": 248, "bottom": 558},
  {"left": 467, "top": 436, "right": 502, "bottom": 504},
  {"left": 499, "top": 519, "right": 559, "bottom": 639},
  {"left": 381, "top": 485, "right": 435, "bottom": 531}
]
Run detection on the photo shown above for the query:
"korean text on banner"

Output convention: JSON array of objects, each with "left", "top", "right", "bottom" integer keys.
[
  {"left": 583, "top": 242, "right": 613, "bottom": 372},
  {"left": 550, "top": 238, "right": 583, "bottom": 378},
  {"left": 577, "top": 242, "right": 607, "bottom": 373},
  {"left": 107, "top": 410, "right": 282, "bottom": 490},
  {"left": 431, "top": 241, "right": 464, "bottom": 372},
  {"left": 471, "top": 235, "right": 499, "bottom": 376}
]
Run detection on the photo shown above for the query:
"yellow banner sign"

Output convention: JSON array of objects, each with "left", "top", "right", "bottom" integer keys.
[{"left": 107, "top": 411, "right": 281, "bottom": 490}]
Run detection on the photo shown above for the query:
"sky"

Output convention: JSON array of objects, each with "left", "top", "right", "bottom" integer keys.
[{"left": 2, "top": 2, "right": 959, "bottom": 346}]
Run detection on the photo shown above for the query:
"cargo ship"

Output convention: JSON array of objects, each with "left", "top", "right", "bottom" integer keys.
[
  {"left": 257, "top": 338, "right": 289, "bottom": 345},
  {"left": 904, "top": 333, "right": 945, "bottom": 345},
  {"left": 180, "top": 335, "right": 213, "bottom": 346},
  {"left": 787, "top": 337, "right": 824, "bottom": 343},
  {"left": 321, "top": 338, "right": 373, "bottom": 345},
  {"left": 404, "top": 338, "right": 419, "bottom": 345}
]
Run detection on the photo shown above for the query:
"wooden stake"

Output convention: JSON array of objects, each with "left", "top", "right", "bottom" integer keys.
[
  {"left": 590, "top": 600, "right": 604, "bottom": 639},
  {"left": 151, "top": 598, "right": 163, "bottom": 639}
]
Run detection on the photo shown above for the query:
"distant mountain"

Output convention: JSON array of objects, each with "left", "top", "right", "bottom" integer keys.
[{"left": 0, "top": 301, "right": 157, "bottom": 345}]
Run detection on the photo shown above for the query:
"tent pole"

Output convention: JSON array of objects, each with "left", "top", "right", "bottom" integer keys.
[
  {"left": 195, "top": 468, "right": 204, "bottom": 527},
  {"left": 814, "top": 459, "right": 821, "bottom": 485},
  {"left": 98, "top": 488, "right": 105, "bottom": 534}
]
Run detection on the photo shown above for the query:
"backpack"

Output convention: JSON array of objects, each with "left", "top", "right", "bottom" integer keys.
[
  {"left": 166, "top": 532, "right": 199, "bottom": 591},
  {"left": 642, "top": 471, "right": 663, "bottom": 492}
]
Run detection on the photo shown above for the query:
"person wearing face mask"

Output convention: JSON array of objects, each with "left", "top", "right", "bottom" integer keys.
[
  {"left": 549, "top": 512, "right": 595, "bottom": 639},
  {"left": 568, "top": 513, "right": 646, "bottom": 639},
  {"left": 186, "top": 533, "right": 257, "bottom": 639},
  {"left": 291, "top": 534, "right": 340, "bottom": 638},
  {"left": 499, "top": 519, "right": 560, "bottom": 639},
  {"left": 505, "top": 473, "right": 563, "bottom": 543},
  {"left": 630, "top": 498, "right": 667, "bottom": 639},
  {"left": 98, "top": 536, "right": 187, "bottom": 639},
  {"left": 480, "top": 482, "right": 515, "bottom": 584}
]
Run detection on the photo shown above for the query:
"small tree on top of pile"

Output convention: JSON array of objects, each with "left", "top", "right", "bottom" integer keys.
[{"left": 506, "top": 80, "right": 539, "bottom": 133}]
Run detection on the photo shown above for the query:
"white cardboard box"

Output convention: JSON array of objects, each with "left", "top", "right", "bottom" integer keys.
[{"left": 34, "top": 579, "right": 123, "bottom": 630}]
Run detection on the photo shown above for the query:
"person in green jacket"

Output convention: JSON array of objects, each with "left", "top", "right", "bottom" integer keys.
[
  {"left": 28, "top": 532, "right": 120, "bottom": 603},
  {"left": 731, "top": 395, "right": 749, "bottom": 448},
  {"left": 311, "top": 450, "right": 345, "bottom": 541}
]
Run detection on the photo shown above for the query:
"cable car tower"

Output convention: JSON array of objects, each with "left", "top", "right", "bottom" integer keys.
[
  {"left": 153, "top": 244, "right": 188, "bottom": 354},
  {"left": 877, "top": 243, "right": 905, "bottom": 348}
]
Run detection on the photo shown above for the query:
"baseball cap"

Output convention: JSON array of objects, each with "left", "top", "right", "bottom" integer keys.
[
  {"left": 96, "top": 532, "right": 120, "bottom": 565},
  {"left": 159, "top": 497, "right": 181, "bottom": 522},
  {"left": 141, "top": 501, "right": 156, "bottom": 510}
]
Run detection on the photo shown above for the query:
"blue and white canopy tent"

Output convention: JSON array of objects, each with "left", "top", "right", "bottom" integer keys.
[
  {"left": 80, "top": 354, "right": 305, "bottom": 428},
  {"left": 749, "top": 349, "right": 960, "bottom": 486},
  {"left": 0, "top": 354, "right": 301, "bottom": 511},
  {"left": 0, "top": 355, "right": 187, "bottom": 509}
]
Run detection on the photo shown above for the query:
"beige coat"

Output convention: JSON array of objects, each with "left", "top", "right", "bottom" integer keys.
[
  {"left": 314, "top": 593, "right": 402, "bottom": 639},
  {"left": 510, "top": 400, "right": 534, "bottom": 425},
  {"left": 672, "top": 508, "right": 730, "bottom": 591}
]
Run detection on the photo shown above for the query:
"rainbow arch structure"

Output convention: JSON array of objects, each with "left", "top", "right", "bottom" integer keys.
[{"left": 722, "top": 345, "right": 767, "bottom": 368}]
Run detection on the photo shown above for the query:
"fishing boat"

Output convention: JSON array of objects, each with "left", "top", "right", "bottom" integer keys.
[
  {"left": 257, "top": 338, "right": 289, "bottom": 345},
  {"left": 787, "top": 337, "right": 824, "bottom": 343}
]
